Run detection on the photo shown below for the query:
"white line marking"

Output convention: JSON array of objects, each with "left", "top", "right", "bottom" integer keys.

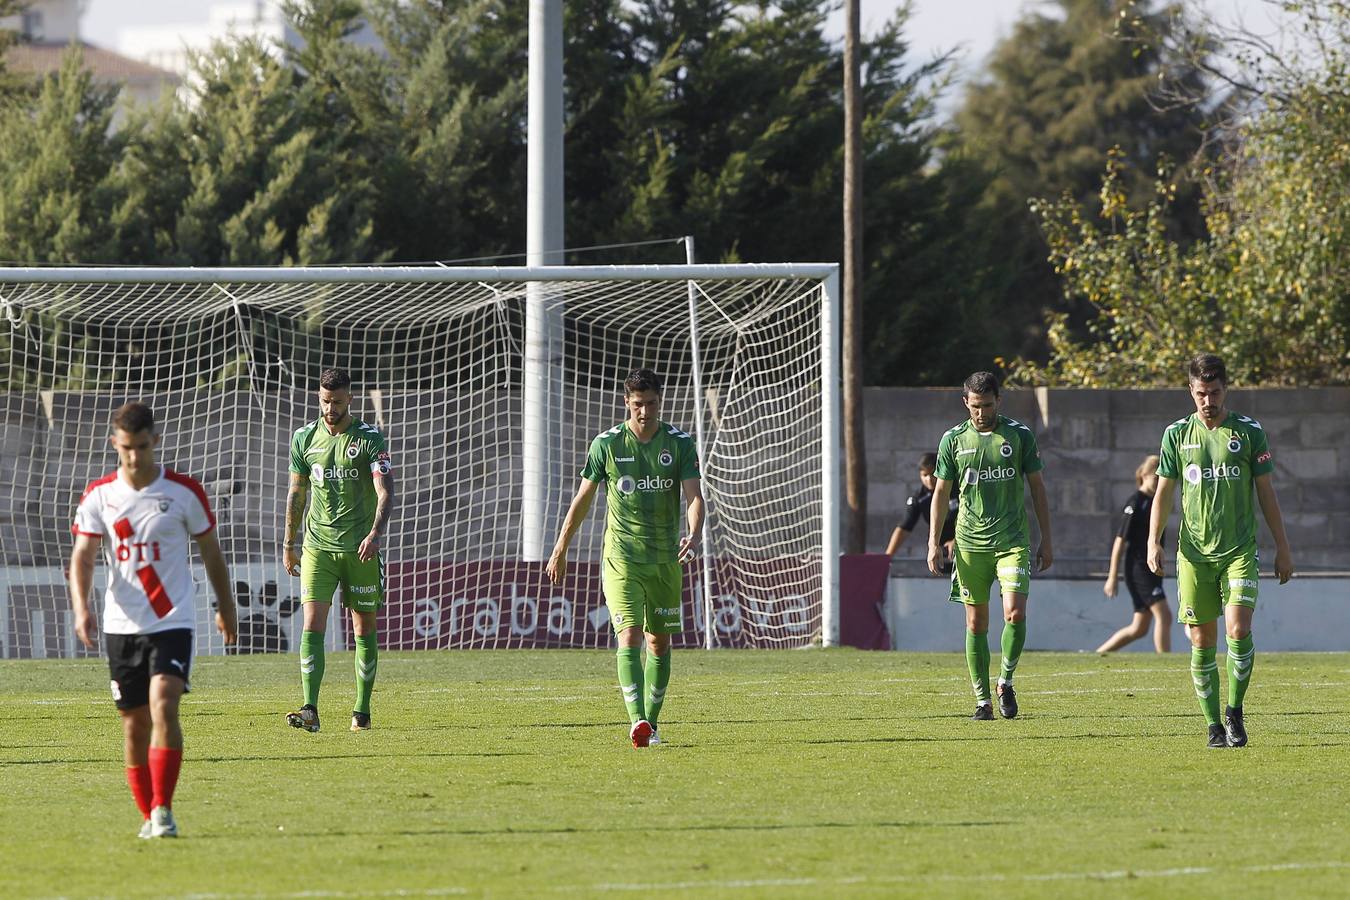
[{"left": 555, "top": 860, "right": 1350, "bottom": 893}]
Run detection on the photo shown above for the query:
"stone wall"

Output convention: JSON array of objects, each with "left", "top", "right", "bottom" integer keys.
[{"left": 864, "top": 387, "right": 1350, "bottom": 577}]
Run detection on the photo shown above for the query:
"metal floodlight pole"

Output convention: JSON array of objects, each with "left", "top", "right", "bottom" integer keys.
[{"left": 522, "top": 0, "right": 565, "bottom": 562}]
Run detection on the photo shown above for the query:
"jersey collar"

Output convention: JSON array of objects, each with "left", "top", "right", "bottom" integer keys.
[
  {"left": 119, "top": 464, "right": 163, "bottom": 492},
  {"left": 623, "top": 420, "right": 663, "bottom": 444}
]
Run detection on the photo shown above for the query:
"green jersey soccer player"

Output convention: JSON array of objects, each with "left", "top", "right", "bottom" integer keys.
[
  {"left": 282, "top": 368, "right": 395, "bottom": 734},
  {"left": 1148, "top": 354, "right": 1293, "bottom": 749},
  {"left": 547, "top": 368, "right": 705, "bottom": 749},
  {"left": 928, "top": 371, "right": 1052, "bottom": 722}
]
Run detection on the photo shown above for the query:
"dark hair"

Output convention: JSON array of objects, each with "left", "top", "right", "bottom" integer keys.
[
  {"left": 111, "top": 401, "right": 155, "bottom": 435},
  {"left": 962, "top": 371, "right": 1000, "bottom": 398},
  {"left": 919, "top": 452, "right": 937, "bottom": 470},
  {"left": 1187, "top": 353, "right": 1227, "bottom": 386},
  {"left": 624, "top": 368, "right": 662, "bottom": 396},
  {"left": 319, "top": 368, "right": 352, "bottom": 391}
]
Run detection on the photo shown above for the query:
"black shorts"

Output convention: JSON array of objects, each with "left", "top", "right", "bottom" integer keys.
[
  {"left": 1124, "top": 560, "right": 1167, "bottom": 613},
  {"left": 106, "top": 629, "right": 194, "bottom": 710}
]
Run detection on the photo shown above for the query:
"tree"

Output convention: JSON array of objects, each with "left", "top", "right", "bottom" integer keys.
[
  {"left": 954, "top": 0, "right": 1213, "bottom": 362},
  {"left": 1014, "top": 2, "right": 1349, "bottom": 386},
  {"left": 0, "top": 47, "right": 129, "bottom": 263}
]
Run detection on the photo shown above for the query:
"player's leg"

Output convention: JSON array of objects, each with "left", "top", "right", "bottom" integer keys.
[
  {"left": 604, "top": 559, "right": 650, "bottom": 745},
  {"left": 1222, "top": 557, "right": 1258, "bottom": 747},
  {"left": 965, "top": 602, "right": 992, "bottom": 719},
  {"left": 954, "top": 547, "right": 995, "bottom": 718},
  {"left": 642, "top": 561, "right": 681, "bottom": 738},
  {"left": 1178, "top": 554, "right": 1226, "bottom": 746},
  {"left": 343, "top": 552, "right": 384, "bottom": 731},
  {"left": 291, "top": 548, "right": 339, "bottom": 731},
  {"left": 1148, "top": 598, "right": 1172, "bottom": 653},
  {"left": 144, "top": 629, "right": 191, "bottom": 837},
  {"left": 1099, "top": 566, "right": 1160, "bottom": 652},
  {"left": 996, "top": 592, "right": 1026, "bottom": 719},
  {"left": 350, "top": 609, "right": 378, "bottom": 730},
  {"left": 108, "top": 634, "right": 154, "bottom": 835},
  {"left": 995, "top": 548, "right": 1031, "bottom": 718},
  {"left": 644, "top": 632, "right": 672, "bottom": 744},
  {"left": 1096, "top": 611, "right": 1151, "bottom": 653},
  {"left": 146, "top": 671, "right": 186, "bottom": 837}
]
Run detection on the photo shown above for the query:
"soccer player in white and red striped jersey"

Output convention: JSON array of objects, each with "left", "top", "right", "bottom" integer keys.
[{"left": 69, "top": 402, "right": 237, "bottom": 839}]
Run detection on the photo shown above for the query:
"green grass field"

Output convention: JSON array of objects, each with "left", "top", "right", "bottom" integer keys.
[{"left": 5, "top": 649, "right": 1348, "bottom": 898}]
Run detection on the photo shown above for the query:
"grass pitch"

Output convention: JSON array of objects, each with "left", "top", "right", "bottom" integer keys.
[{"left": 4, "top": 649, "right": 1349, "bottom": 898}]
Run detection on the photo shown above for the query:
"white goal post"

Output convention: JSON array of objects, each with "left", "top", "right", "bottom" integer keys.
[{"left": 0, "top": 264, "right": 839, "bottom": 657}]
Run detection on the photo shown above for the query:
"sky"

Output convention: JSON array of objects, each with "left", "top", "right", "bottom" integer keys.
[{"left": 82, "top": 0, "right": 1288, "bottom": 109}]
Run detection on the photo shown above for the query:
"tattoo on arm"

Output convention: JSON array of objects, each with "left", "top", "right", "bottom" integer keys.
[
  {"left": 285, "top": 485, "right": 307, "bottom": 544},
  {"left": 370, "top": 477, "right": 394, "bottom": 539}
]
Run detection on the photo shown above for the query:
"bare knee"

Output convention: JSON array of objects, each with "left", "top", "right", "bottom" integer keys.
[
  {"left": 123, "top": 709, "right": 151, "bottom": 742},
  {"left": 617, "top": 626, "right": 643, "bottom": 649},
  {"left": 646, "top": 633, "right": 670, "bottom": 655},
  {"left": 1226, "top": 623, "right": 1251, "bottom": 641}
]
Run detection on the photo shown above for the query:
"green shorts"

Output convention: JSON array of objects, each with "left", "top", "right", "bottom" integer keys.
[
  {"left": 602, "top": 558, "right": 683, "bottom": 634},
  {"left": 948, "top": 546, "right": 1031, "bottom": 605},
  {"left": 1175, "top": 549, "right": 1258, "bottom": 625},
  {"left": 301, "top": 547, "right": 385, "bottom": 613}
]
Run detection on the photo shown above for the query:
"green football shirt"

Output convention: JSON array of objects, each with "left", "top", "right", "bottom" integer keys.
[
  {"left": 934, "top": 415, "right": 1044, "bottom": 552},
  {"left": 289, "top": 418, "right": 391, "bottom": 552},
  {"left": 1157, "top": 411, "right": 1274, "bottom": 560},
  {"left": 582, "top": 420, "right": 700, "bottom": 564}
]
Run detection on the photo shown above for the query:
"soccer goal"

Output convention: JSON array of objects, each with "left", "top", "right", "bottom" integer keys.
[{"left": 0, "top": 264, "right": 839, "bottom": 657}]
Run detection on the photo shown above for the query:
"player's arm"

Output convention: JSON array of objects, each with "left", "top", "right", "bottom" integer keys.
[
  {"left": 677, "top": 477, "right": 705, "bottom": 565},
  {"left": 547, "top": 478, "right": 601, "bottom": 586},
  {"left": 1026, "top": 470, "right": 1053, "bottom": 571},
  {"left": 1104, "top": 536, "right": 1124, "bottom": 598},
  {"left": 1254, "top": 473, "right": 1293, "bottom": 584},
  {"left": 283, "top": 471, "right": 309, "bottom": 576},
  {"left": 887, "top": 496, "right": 923, "bottom": 556},
  {"left": 358, "top": 471, "right": 395, "bottom": 563},
  {"left": 69, "top": 533, "right": 101, "bottom": 650},
  {"left": 1148, "top": 476, "right": 1176, "bottom": 577},
  {"left": 927, "top": 478, "right": 953, "bottom": 576},
  {"left": 194, "top": 528, "right": 238, "bottom": 644}
]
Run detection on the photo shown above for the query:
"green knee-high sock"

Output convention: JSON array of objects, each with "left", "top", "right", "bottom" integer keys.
[
  {"left": 645, "top": 650, "right": 672, "bottom": 726},
  {"left": 1190, "top": 646, "right": 1221, "bottom": 726},
  {"left": 999, "top": 620, "right": 1027, "bottom": 685},
  {"left": 354, "top": 633, "right": 378, "bottom": 715},
  {"left": 617, "top": 648, "right": 646, "bottom": 724},
  {"left": 1227, "top": 634, "right": 1254, "bottom": 709},
  {"left": 300, "top": 630, "right": 325, "bottom": 709},
  {"left": 966, "top": 630, "right": 991, "bottom": 704}
]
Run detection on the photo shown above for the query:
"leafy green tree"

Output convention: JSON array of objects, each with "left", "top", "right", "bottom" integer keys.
[
  {"left": 363, "top": 0, "right": 529, "bottom": 262},
  {"left": 954, "top": 0, "right": 1213, "bottom": 361},
  {"left": 563, "top": 1, "right": 1008, "bottom": 383},
  {"left": 0, "top": 47, "right": 130, "bottom": 263},
  {"left": 1015, "top": 0, "right": 1349, "bottom": 387}
]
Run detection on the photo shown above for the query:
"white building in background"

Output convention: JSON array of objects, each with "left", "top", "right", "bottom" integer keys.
[
  {"left": 116, "top": 1, "right": 382, "bottom": 79},
  {"left": 0, "top": 0, "right": 179, "bottom": 109}
]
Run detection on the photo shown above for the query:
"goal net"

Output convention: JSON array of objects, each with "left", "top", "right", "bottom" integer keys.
[{"left": 0, "top": 265, "right": 838, "bottom": 658}]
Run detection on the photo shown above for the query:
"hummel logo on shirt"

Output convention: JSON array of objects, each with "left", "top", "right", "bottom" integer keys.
[{"left": 615, "top": 456, "right": 636, "bottom": 462}]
